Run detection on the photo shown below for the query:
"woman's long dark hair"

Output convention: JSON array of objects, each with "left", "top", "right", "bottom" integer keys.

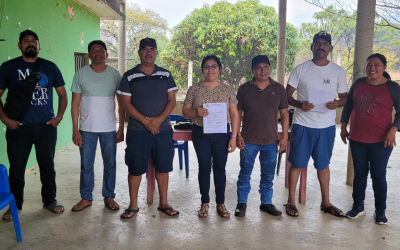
[{"left": 367, "top": 53, "right": 391, "bottom": 80}]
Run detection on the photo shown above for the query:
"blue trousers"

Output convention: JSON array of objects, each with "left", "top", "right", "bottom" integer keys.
[
  {"left": 237, "top": 142, "right": 277, "bottom": 204},
  {"left": 350, "top": 140, "right": 392, "bottom": 211},
  {"left": 79, "top": 131, "right": 117, "bottom": 201}
]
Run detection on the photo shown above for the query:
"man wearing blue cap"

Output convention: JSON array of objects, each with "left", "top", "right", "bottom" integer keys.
[
  {"left": 235, "top": 55, "right": 289, "bottom": 217},
  {"left": 285, "top": 31, "right": 348, "bottom": 217}
]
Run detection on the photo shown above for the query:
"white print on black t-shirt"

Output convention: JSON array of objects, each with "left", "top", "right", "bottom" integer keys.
[
  {"left": 31, "top": 72, "right": 49, "bottom": 105},
  {"left": 17, "top": 68, "right": 50, "bottom": 106},
  {"left": 356, "top": 91, "right": 383, "bottom": 117}
]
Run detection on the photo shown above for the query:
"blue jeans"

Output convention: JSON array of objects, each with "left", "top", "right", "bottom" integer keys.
[
  {"left": 192, "top": 124, "right": 230, "bottom": 204},
  {"left": 237, "top": 142, "right": 277, "bottom": 204},
  {"left": 79, "top": 131, "right": 117, "bottom": 201},
  {"left": 350, "top": 140, "right": 392, "bottom": 211}
]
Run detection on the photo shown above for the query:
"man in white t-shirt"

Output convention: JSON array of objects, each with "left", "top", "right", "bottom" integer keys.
[
  {"left": 285, "top": 31, "right": 348, "bottom": 217},
  {"left": 70, "top": 40, "right": 125, "bottom": 212}
]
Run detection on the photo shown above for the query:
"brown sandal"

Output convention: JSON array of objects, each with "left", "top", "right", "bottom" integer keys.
[
  {"left": 284, "top": 203, "right": 299, "bottom": 217},
  {"left": 216, "top": 204, "right": 230, "bottom": 218},
  {"left": 71, "top": 199, "right": 92, "bottom": 212},
  {"left": 105, "top": 198, "right": 120, "bottom": 211},
  {"left": 198, "top": 203, "right": 209, "bottom": 218}
]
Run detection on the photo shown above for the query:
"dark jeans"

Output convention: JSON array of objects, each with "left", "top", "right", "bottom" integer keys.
[
  {"left": 349, "top": 140, "right": 392, "bottom": 211},
  {"left": 192, "top": 124, "right": 230, "bottom": 204},
  {"left": 6, "top": 123, "right": 58, "bottom": 209}
]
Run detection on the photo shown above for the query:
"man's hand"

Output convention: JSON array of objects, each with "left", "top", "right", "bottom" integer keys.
[
  {"left": 237, "top": 135, "right": 245, "bottom": 149},
  {"left": 277, "top": 138, "right": 287, "bottom": 153},
  {"left": 326, "top": 100, "right": 339, "bottom": 110},
  {"left": 73, "top": 130, "right": 83, "bottom": 147},
  {"left": 228, "top": 138, "right": 237, "bottom": 153},
  {"left": 301, "top": 101, "right": 315, "bottom": 112},
  {"left": 145, "top": 117, "right": 162, "bottom": 134},
  {"left": 47, "top": 117, "right": 61, "bottom": 127},
  {"left": 116, "top": 128, "right": 124, "bottom": 143},
  {"left": 1, "top": 116, "right": 22, "bottom": 130}
]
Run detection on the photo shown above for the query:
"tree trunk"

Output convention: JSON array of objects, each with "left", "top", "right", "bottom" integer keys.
[
  {"left": 347, "top": 0, "right": 376, "bottom": 186},
  {"left": 276, "top": 0, "right": 287, "bottom": 86}
]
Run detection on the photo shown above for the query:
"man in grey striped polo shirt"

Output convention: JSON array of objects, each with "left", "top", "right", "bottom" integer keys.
[
  {"left": 70, "top": 40, "right": 125, "bottom": 212},
  {"left": 117, "top": 38, "right": 179, "bottom": 218}
]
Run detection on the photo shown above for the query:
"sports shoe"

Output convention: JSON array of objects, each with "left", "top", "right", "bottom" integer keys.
[
  {"left": 345, "top": 204, "right": 366, "bottom": 219},
  {"left": 374, "top": 210, "right": 388, "bottom": 225}
]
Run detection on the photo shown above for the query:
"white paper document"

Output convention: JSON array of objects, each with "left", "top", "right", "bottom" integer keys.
[
  {"left": 203, "top": 102, "right": 227, "bottom": 134},
  {"left": 308, "top": 89, "right": 336, "bottom": 113}
]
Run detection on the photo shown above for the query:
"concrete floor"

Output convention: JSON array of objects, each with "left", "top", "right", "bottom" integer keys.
[{"left": 1, "top": 125, "right": 400, "bottom": 250}]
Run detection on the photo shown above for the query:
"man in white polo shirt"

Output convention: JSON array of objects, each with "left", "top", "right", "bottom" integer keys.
[
  {"left": 70, "top": 40, "right": 125, "bottom": 212},
  {"left": 285, "top": 31, "right": 348, "bottom": 217}
]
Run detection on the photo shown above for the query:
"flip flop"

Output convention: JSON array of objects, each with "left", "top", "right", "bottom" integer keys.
[
  {"left": 321, "top": 205, "right": 345, "bottom": 218},
  {"left": 157, "top": 207, "right": 179, "bottom": 216},
  {"left": 284, "top": 203, "right": 299, "bottom": 217},
  {"left": 71, "top": 199, "right": 92, "bottom": 212},
  {"left": 43, "top": 201, "right": 65, "bottom": 214},
  {"left": 120, "top": 208, "right": 139, "bottom": 219},
  {"left": 2, "top": 208, "right": 22, "bottom": 221}
]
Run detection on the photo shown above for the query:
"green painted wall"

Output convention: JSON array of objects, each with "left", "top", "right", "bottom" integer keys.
[{"left": 0, "top": 0, "right": 100, "bottom": 170}]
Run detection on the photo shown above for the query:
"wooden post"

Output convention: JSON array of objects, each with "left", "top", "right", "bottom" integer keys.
[
  {"left": 188, "top": 61, "right": 193, "bottom": 88},
  {"left": 347, "top": 0, "right": 376, "bottom": 186},
  {"left": 276, "top": 0, "right": 287, "bottom": 85}
]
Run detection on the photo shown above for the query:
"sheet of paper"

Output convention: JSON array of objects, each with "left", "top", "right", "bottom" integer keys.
[
  {"left": 203, "top": 102, "right": 227, "bottom": 134},
  {"left": 308, "top": 89, "right": 336, "bottom": 113}
]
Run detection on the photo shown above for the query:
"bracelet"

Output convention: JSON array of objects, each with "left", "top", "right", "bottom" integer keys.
[
  {"left": 55, "top": 117, "right": 61, "bottom": 121},
  {"left": 231, "top": 135, "right": 237, "bottom": 138}
]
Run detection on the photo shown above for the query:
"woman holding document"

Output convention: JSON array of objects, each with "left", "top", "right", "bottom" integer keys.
[
  {"left": 341, "top": 53, "right": 400, "bottom": 225},
  {"left": 182, "top": 55, "right": 239, "bottom": 218}
]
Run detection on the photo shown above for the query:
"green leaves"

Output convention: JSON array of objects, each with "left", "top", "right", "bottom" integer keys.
[{"left": 163, "top": 0, "right": 298, "bottom": 89}]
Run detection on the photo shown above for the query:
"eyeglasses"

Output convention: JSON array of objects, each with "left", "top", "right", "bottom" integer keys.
[
  {"left": 203, "top": 65, "right": 219, "bottom": 70},
  {"left": 90, "top": 48, "right": 106, "bottom": 54},
  {"left": 141, "top": 47, "right": 156, "bottom": 52}
]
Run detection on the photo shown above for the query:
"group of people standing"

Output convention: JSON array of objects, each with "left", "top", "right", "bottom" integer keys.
[{"left": 0, "top": 30, "right": 398, "bottom": 226}]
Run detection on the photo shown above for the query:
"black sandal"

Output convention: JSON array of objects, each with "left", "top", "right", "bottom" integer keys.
[{"left": 43, "top": 201, "right": 65, "bottom": 214}]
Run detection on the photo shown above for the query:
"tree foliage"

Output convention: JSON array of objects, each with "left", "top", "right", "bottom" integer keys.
[
  {"left": 101, "top": 3, "right": 169, "bottom": 69},
  {"left": 299, "top": 5, "right": 399, "bottom": 82},
  {"left": 304, "top": 0, "right": 400, "bottom": 30},
  {"left": 161, "top": 0, "right": 299, "bottom": 89}
]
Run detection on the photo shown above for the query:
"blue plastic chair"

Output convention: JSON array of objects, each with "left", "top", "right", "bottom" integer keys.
[
  {"left": 0, "top": 164, "right": 22, "bottom": 242},
  {"left": 170, "top": 114, "right": 189, "bottom": 178}
]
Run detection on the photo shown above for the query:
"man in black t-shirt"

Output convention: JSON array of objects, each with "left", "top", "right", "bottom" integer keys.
[{"left": 0, "top": 30, "right": 67, "bottom": 221}]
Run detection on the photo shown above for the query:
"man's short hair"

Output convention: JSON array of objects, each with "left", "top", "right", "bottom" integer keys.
[
  {"left": 252, "top": 55, "right": 270, "bottom": 69},
  {"left": 19, "top": 30, "right": 39, "bottom": 43},
  {"left": 88, "top": 40, "right": 107, "bottom": 53},
  {"left": 313, "top": 31, "right": 331, "bottom": 45},
  {"left": 139, "top": 37, "right": 157, "bottom": 50}
]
